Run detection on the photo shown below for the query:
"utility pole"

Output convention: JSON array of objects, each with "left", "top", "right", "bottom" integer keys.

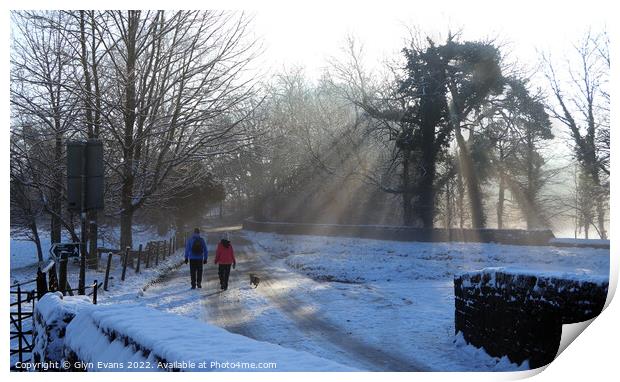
[{"left": 79, "top": 143, "right": 87, "bottom": 295}]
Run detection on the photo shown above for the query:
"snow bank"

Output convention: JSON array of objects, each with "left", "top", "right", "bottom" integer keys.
[
  {"left": 453, "top": 332, "right": 529, "bottom": 371},
  {"left": 38, "top": 297, "right": 354, "bottom": 371}
]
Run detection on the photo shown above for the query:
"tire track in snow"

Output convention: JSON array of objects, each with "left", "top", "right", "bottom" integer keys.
[{"left": 249, "top": 250, "right": 429, "bottom": 371}]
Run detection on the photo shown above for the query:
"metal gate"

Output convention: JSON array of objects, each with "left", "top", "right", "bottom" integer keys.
[{"left": 10, "top": 280, "right": 36, "bottom": 370}]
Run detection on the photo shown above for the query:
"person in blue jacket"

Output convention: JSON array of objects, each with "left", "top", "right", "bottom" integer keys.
[{"left": 184, "top": 228, "right": 208, "bottom": 289}]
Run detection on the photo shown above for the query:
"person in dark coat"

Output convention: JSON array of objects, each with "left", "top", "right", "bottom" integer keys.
[
  {"left": 214, "top": 234, "right": 236, "bottom": 291},
  {"left": 184, "top": 228, "right": 208, "bottom": 289}
]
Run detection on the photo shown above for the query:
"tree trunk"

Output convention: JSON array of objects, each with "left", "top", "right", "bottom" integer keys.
[
  {"left": 590, "top": 170, "right": 607, "bottom": 239},
  {"left": 416, "top": 125, "right": 437, "bottom": 228},
  {"left": 454, "top": 129, "right": 486, "bottom": 228},
  {"left": 50, "top": 134, "right": 62, "bottom": 244},
  {"left": 596, "top": 199, "right": 607, "bottom": 239},
  {"left": 88, "top": 217, "right": 98, "bottom": 268},
  {"left": 457, "top": 168, "right": 465, "bottom": 229},
  {"left": 401, "top": 150, "right": 415, "bottom": 226},
  {"left": 31, "top": 221, "right": 43, "bottom": 262},
  {"left": 574, "top": 219, "right": 578, "bottom": 239},
  {"left": 525, "top": 137, "right": 535, "bottom": 230},
  {"left": 416, "top": 173, "right": 436, "bottom": 228},
  {"left": 497, "top": 171, "right": 505, "bottom": 229},
  {"left": 120, "top": 205, "right": 134, "bottom": 250},
  {"left": 119, "top": 10, "right": 139, "bottom": 250},
  {"left": 445, "top": 179, "right": 453, "bottom": 229}
]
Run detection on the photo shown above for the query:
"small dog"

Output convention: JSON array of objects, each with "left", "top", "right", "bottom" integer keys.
[{"left": 249, "top": 273, "right": 260, "bottom": 288}]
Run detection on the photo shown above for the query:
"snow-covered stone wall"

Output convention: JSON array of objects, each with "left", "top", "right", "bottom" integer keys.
[
  {"left": 243, "top": 219, "right": 555, "bottom": 245},
  {"left": 32, "top": 293, "right": 92, "bottom": 367},
  {"left": 454, "top": 268, "right": 608, "bottom": 368},
  {"left": 33, "top": 294, "right": 354, "bottom": 371}
]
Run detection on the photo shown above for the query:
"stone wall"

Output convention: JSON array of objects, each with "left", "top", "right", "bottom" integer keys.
[
  {"left": 32, "top": 293, "right": 92, "bottom": 367},
  {"left": 32, "top": 293, "right": 353, "bottom": 371},
  {"left": 454, "top": 268, "right": 608, "bottom": 368},
  {"left": 243, "top": 219, "right": 555, "bottom": 246}
]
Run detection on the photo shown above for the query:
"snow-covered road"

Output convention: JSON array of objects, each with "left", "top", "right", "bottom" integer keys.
[{"left": 139, "top": 233, "right": 423, "bottom": 371}]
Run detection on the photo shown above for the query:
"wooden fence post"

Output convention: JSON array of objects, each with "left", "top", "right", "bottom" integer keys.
[
  {"left": 65, "top": 280, "right": 74, "bottom": 296},
  {"left": 136, "top": 244, "right": 142, "bottom": 273},
  {"left": 155, "top": 242, "right": 160, "bottom": 266},
  {"left": 145, "top": 243, "right": 151, "bottom": 268},
  {"left": 129, "top": 248, "right": 135, "bottom": 269},
  {"left": 168, "top": 238, "right": 172, "bottom": 258},
  {"left": 48, "top": 264, "right": 58, "bottom": 292},
  {"left": 36, "top": 267, "right": 48, "bottom": 299},
  {"left": 104, "top": 252, "right": 113, "bottom": 291},
  {"left": 121, "top": 246, "right": 129, "bottom": 281},
  {"left": 93, "top": 280, "right": 98, "bottom": 305},
  {"left": 58, "top": 256, "right": 68, "bottom": 295}
]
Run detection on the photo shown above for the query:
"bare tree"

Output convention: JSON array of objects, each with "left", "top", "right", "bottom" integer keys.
[
  {"left": 543, "top": 30, "right": 609, "bottom": 238},
  {"left": 477, "top": 76, "right": 555, "bottom": 229},
  {"left": 84, "top": 10, "right": 261, "bottom": 248},
  {"left": 11, "top": 11, "right": 80, "bottom": 245},
  {"left": 10, "top": 162, "right": 45, "bottom": 262},
  {"left": 11, "top": 10, "right": 262, "bottom": 253}
]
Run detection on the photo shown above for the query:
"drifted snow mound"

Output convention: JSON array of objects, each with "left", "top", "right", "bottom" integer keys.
[{"left": 47, "top": 298, "right": 354, "bottom": 371}]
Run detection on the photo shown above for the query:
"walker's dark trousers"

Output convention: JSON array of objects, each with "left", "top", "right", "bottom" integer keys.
[
  {"left": 218, "top": 264, "right": 232, "bottom": 290},
  {"left": 189, "top": 259, "right": 203, "bottom": 287}
]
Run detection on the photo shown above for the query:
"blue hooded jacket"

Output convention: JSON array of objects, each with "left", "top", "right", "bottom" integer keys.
[{"left": 185, "top": 234, "right": 208, "bottom": 261}]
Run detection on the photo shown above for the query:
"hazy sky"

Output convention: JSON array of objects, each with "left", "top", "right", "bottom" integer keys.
[
  {"left": 251, "top": 1, "right": 609, "bottom": 156},
  {"left": 5, "top": 0, "right": 610, "bottom": 79},
  {"left": 252, "top": 0, "right": 609, "bottom": 79}
]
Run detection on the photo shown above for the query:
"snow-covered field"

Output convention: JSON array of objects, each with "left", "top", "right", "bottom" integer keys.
[
  {"left": 273, "top": 233, "right": 609, "bottom": 282},
  {"left": 239, "top": 231, "right": 609, "bottom": 371},
  {"left": 10, "top": 226, "right": 171, "bottom": 269}
]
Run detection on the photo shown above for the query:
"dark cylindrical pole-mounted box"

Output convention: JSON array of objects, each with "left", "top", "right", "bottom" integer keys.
[
  {"left": 66, "top": 140, "right": 104, "bottom": 212},
  {"left": 85, "top": 139, "right": 104, "bottom": 210},
  {"left": 66, "top": 141, "right": 86, "bottom": 212}
]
